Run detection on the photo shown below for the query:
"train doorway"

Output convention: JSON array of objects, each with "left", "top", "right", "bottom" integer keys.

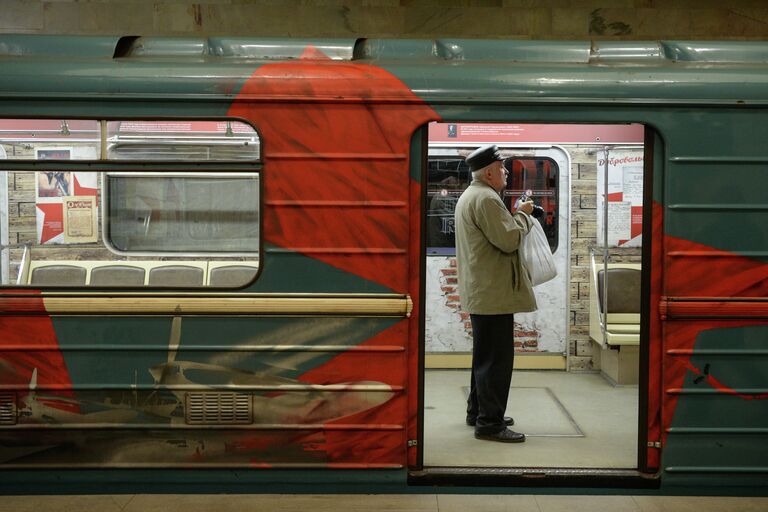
[{"left": 419, "top": 122, "right": 647, "bottom": 472}]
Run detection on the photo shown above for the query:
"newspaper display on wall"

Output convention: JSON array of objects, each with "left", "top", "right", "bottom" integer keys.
[
  {"left": 62, "top": 196, "right": 97, "bottom": 244},
  {"left": 596, "top": 149, "right": 644, "bottom": 247},
  {"left": 35, "top": 148, "right": 98, "bottom": 244}
]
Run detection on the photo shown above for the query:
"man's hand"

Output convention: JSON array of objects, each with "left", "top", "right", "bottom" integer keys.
[{"left": 518, "top": 200, "right": 534, "bottom": 215}]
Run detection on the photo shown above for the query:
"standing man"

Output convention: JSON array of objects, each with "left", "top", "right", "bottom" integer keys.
[{"left": 455, "top": 145, "right": 536, "bottom": 443}]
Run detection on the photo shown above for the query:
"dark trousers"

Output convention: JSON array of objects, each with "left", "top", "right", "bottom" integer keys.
[{"left": 466, "top": 313, "right": 515, "bottom": 435}]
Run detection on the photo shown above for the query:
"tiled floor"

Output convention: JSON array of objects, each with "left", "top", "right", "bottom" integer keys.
[
  {"left": 1, "top": 494, "right": 767, "bottom": 512},
  {"left": 424, "top": 369, "right": 638, "bottom": 467}
]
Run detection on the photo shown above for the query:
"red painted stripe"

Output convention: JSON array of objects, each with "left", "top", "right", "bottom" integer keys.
[
  {"left": 661, "top": 299, "right": 768, "bottom": 319},
  {"left": 266, "top": 200, "right": 406, "bottom": 207},
  {"left": 267, "top": 152, "right": 407, "bottom": 160},
  {"left": 0, "top": 344, "right": 406, "bottom": 352},
  {"left": 267, "top": 247, "right": 407, "bottom": 255},
  {"left": 0, "top": 298, "right": 47, "bottom": 314},
  {"left": 226, "top": 96, "right": 430, "bottom": 104},
  {"left": 325, "top": 462, "right": 402, "bottom": 469},
  {"left": 665, "top": 235, "right": 768, "bottom": 297},
  {"left": 3, "top": 383, "right": 406, "bottom": 391},
  {"left": 666, "top": 349, "right": 768, "bottom": 355},
  {"left": 667, "top": 251, "right": 763, "bottom": 257}
]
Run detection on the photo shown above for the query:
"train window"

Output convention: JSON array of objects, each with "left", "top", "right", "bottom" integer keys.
[
  {"left": 0, "top": 119, "right": 100, "bottom": 160},
  {"left": 106, "top": 173, "right": 259, "bottom": 254},
  {"left": 426, "top": 157, "right": 469, "bottom": 254},
  {"left": 106, "top": 121, "right": 260, "bottom": 161},
  {"left": 0, "top": 119, "right": 260, "bottom": 162},
  {"left": 502, "top": 157, "right": 558, "bottom": 253},
  {"left": 0, "top": 118, "right": 261, "bottom": 288},
  {"left": 426, "top": 154, "right": 559, "bottom": 254}
]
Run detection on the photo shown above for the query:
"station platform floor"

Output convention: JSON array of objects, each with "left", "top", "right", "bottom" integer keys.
[{"left": 1, "top": 493, "right": 767, "bottom": 512}]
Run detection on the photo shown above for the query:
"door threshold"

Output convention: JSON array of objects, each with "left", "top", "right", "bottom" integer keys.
[{"left": 409, "top": 466, "right": 659, "bottom": 489}]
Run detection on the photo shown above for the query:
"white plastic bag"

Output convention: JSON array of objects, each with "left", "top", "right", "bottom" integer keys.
[{"left": 521, "top": 219, "right": 557, "bottom": 286}]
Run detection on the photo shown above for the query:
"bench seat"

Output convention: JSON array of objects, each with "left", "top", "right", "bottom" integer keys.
[
  {"left": 24, "top": 260, "right": 258, "bottom": 287},
  {"left": 589, "top": 261, "right": 641, "bottom": 384},
  {"left": 589, "top": 264, "right": 641, "bottom": 349}
]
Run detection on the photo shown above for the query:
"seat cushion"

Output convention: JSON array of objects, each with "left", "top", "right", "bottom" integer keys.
[
  {"left": 208, "top": 265, "right": 258, "bottom": 287},
  {"left": 148, "top": 265, "right": 204, "bottom": 286},
  {"left": 30, "top": 265, "right": 87, "bottom": 286},
  {"left": 597, "top": 268, "right": 641, "bottom": 314},
  {"left": 90, "top": 265, "right": 146, "bottom": 286}
]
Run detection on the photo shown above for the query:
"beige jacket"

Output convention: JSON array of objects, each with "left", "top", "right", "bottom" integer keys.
[{"left": 455, "top": 180, "right": 537, "bottom": 315}]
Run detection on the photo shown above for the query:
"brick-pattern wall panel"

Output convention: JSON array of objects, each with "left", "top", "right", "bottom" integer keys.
[
  {"left": 568, "top": 146, "right": 642, "bottom": 371},
  {"left": 430, "top": 256, "right": 539, "bottom": 353},
  {"left": 569, "top": 147, "right": 597, "bottom": 371}
]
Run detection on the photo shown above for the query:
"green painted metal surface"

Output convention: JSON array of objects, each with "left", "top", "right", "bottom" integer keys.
[
  {"left": 652, "top": 130, "right": 664, "bottom": 205},
  {"left": 664, "top": 326, "right": 768, "bottom": 489},
  {"left": 355, "top": 39, "right": 591, "bottom": 62},
  {"left": 253, "top": 244, "right": 393, "bottom": 294},
  {"left": 409, "top": 126, "right": 425, "bottom": 183},
  {"left": 0, "top": 35, "right": 121, "bottom": 57},
  {"left": 662, "top": 110, "right": 768, "bottom": 260},
  {"left": 2, "top": 38, "right": 768, "bottom": 104},
  {"left": 0, "top": 468, "right": 410, "bottom": 495},
  {"left": 52, "top": 317, "right": 172, "bottom": 387}
]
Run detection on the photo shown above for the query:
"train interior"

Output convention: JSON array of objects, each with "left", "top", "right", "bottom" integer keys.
[{"left": 422, "top": 122, "right": 645, "bottom": 469}]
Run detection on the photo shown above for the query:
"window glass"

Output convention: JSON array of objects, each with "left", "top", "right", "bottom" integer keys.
[
  {"left": 106, "top": 173, "right": 259, "bottom": 254},
  {"left": 106, "top": 120, "right": 259, "bottom": 161},
  {"left": 0, "top": 119, "right": 260, "bottom": 163},
  {"left": 503, "top": 158, "right": 559, "bottom": 252},
  {"left": 426, "top": 154, "right": 559, "bottom": 254},
  {"left": 0, "top": 119, "right": 100, "bottom": 160},
  {"left": 426, "top": 157, "right": 470, "bottom": 254}
]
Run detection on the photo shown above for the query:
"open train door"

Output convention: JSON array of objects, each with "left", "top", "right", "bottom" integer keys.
[{"left": 414, "top": 122, "right": 659, "bottom": 486}]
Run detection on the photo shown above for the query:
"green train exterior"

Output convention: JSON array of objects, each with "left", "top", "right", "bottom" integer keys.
[{"left": 0, "top": 36, "right": 766, "bottom": 495}]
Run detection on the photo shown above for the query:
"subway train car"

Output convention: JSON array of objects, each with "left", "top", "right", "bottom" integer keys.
[{"left": 0, "top": 36, "right": 766, "bottom": 495}]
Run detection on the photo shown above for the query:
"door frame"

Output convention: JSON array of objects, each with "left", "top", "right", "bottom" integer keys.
[{"left": 409, "top": 121, "right": 660, "bottom": 488}]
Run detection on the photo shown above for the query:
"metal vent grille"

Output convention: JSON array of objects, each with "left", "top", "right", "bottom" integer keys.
[
  {"left": 185, "top": 392, "right": 252, "bottom": 425},
  {"left": 0, "top": 393, "right": 17, "bottom": 425}
]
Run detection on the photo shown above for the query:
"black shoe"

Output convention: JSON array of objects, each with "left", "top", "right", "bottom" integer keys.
[
  {"left": 474, "top": 428, "right": 526, "bottom": 443},
  {"left": 466, "top": 416, "right": 514, "bottom": 427}
]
